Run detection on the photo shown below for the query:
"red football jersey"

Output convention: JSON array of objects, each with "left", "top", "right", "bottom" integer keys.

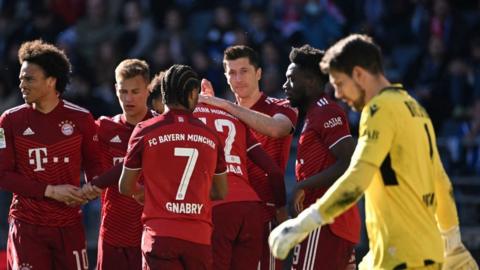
[
  {"left": 193, "top": 103, "right": 260, "bottom": 205},
  {"left": 96, "top": 111, "right": 154, "bottom": 247},
  {"left": 296, "top": 96, "right": 360, "bottom": 244},
  {"left": 0, "top": 100, "right": 102, "bottom": 226},
  {"left": 124, "top": 109, "right": 227, "bottom": 245},
  {"left": 248, "top": 93, "right": 298, "bottom": 220}
]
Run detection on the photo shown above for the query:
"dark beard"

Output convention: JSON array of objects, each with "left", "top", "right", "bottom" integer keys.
[{"left": 351, "top": 82, "right": 366, "bottom": 112}]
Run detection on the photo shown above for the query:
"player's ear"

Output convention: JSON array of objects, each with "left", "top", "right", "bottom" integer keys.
[
  {"left": 46, "top": 77, "right": 56, "bottom": 89},
  {"left": 256, "top": 67, "right": 262, "bottom": 81},
  {"left": 188, "top": 87, "right": 200, "bottom": 109},
  {"left": 352, "top": 66, "right": 365, "bottom": 84}
]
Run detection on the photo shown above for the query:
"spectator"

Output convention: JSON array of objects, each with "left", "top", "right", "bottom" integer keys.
[{"left": 117, "top": 0, "right": 155, "bottom": 59}]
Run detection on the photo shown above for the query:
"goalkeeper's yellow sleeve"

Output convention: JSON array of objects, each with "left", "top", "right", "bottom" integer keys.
[
  {"left": 434, "top": 153, "right": 459, "bottom": 231},
  {"left": 313, "top": 160, "right": 376, "bottom": 223}
]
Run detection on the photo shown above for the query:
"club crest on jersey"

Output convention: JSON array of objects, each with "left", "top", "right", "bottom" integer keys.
[{"left": 59, "top": 120, "right": 75, "bottom": 136}]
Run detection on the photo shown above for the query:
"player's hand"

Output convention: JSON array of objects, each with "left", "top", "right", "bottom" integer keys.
[
  {"left": 81, "top": 182, "right": 102, "bottom": 200},
  {"left": 132, "top": 184, "right": 144, "bottom": 205},
  {"left": 443, "top": 245, "right": 479, "bottom": 270},
  {"left": 269, "top": 206, "right": 323, "bottom": 260},
  {"left": 275, "top": 206, "right": 288, "bottom": 224},
  {"left": 441, "top": 226, "right": 479, "bottom": 270},
  {"left": 45, "top": 184, "right": 87, "bottom": 206},
  {"left": 291, "top": 188, "right": 305, "bottom": 217},
  {"left": 201, "top": 79, "right": 215, "bottom": 96}
]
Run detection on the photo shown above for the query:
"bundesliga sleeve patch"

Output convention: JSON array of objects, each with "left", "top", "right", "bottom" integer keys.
[{"left": 0, "top": 128, "right": 6, "bottom": 149}]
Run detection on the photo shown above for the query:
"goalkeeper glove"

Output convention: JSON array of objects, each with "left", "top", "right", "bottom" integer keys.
[
  {"left": 441, "top": 226, "right": 478, "bottom": 270},
  {"left": 268, "top": 206, "right": 323, "bottom": 260}
]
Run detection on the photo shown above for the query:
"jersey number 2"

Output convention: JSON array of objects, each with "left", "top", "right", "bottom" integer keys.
[
  {"left": 174, "top": 147, "right": 199, "bottom": 200},
  {"left": 198, "top": 117, "right": 241, "bottom": 164}
]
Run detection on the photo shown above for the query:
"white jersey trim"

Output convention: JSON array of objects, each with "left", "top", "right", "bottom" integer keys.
[
  {"left": 5, "top": 104, "right": 28, "bottom": 114},
  {"left": 246, "top": 143, "right": 261, "bottom": 152},
  {"left": 124, "top": 166, "right": 142, "bottom": 171},
  {"left": 302, "top": 227, "right": 321, "bottom": 270},
  {"left": 316, "top": 98, "right": 329, "bottom": 107},
  {"left": 214, "top": 170, "right": 228, "bottom": 176},
  {"left": 63, "top": 100, "right": 90, "bottom": 113},
  {"left": 328, "top": 134, "right": 352, "bottom": 149}
]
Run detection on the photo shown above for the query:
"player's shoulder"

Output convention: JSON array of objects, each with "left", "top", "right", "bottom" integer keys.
[
  {"left": 62, "top": 100, "right": 92, "bottom": 117},
  {"left": 2, "top": 103, "right": 30, "bottom": 117},
  {"left": 368, "top": 88, "right": 409, "bottom": 117},
  {"left": 264, "top": 95, "right": 294, "bottom": 109},
  {"left": 312, "top": 96, "right": 345, "bottom": 115},
  {"left": 259, "top": 95, "right": 298, "bottom": 118},
  {"left": 96, "top": 114, "right": 124, "bottom": 132},
  {"left": 189, "top": 115, "right": 223, "bottom": 139},
  {"left": 195, "top": 103, "right": 238, "bottom": 121},
  {"left": 137, "top": 114, "right": 164, "bottom": 130},
  {"left": 97, "top": 114, "right": 121, "bottom": 123}
]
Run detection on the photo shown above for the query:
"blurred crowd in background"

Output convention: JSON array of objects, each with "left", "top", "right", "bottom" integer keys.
[
  {"left": 0, "top": 0, "right": 479, "bottom": 194},
  {"left": 1, "top": 0, "right": 479, "bottom": 176}
]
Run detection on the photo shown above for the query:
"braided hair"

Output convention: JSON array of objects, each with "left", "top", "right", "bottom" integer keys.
[{"left": 161, "top": 64, "right": 200, "bottom": 109}]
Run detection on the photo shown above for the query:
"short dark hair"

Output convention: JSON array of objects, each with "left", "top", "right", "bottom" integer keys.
[
  {"left": 115, "top": 59, "right": 150, "bottom": 83},
  {"left": 289, "top": 44, "right": 328, "bottom": 85},
  {"left": 223, "top": 45, "right": 260, "bottom": 70},
  {"left": 161, "top": 65, "right": 200, "bottom": 108},
  {"left": 148, "top": 71, "right": 165, "bottom": 104},
  {"left": 18, "top": 40, "right": 72, "bottom": 94},
  {"left": 320, "top": 34, "right": 384, "bottom": 76}
]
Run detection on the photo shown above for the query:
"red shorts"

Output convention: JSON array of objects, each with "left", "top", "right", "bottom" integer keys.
[
  {"left": 212, "top": 201, "right": 264, "bottom": 270},
  {"left": 141, "top": 230, "right": 212, "bottom": 270},
  {"left": 7, "top": 218, "right": 88, "bottom": 270},
  {"left": 291, "top": 225, "right": 355, "bottom": 270},
  {"left": 259, "top": 219, "right": 283, "bottom": 270},
  {"left": 97, "top": 237, "right": 141, "bottom": 270}
]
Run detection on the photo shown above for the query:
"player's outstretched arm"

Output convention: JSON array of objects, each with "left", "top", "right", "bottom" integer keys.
[
  {"left": 80, "top": 182, "right": 103, "bottom": 200},
  {"left": 433, "top": 151, "right": 478, "bottom": 270},
  {"left": 90, "top": 163, "right": 123, "bottom": 189},
  {"left": 247, "top": 145, "right": 285, "bottom": 207},
  {"left": 118, "top": 167, "right": 142, "bottom": 197},
  {"left": 199, "top": 79, "right": 293, "bottom": 138},
  {"left": 440, "top": 226, "right": 479, "bottom": 270},
  {"left": 269, "top": 159, "right": 375, "bottom": 260},
  {"left": 291, "top": 136, "right": 355, "bottom": 215}
]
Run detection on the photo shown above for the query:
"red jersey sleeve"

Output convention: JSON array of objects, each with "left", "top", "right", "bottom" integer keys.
[
  {"left": 245, "top": 129, "right": 261, "bottom": 151},
  {"left": 0, "top": 112, "right": 47, "bottom": 199},
  {"left": 275, "top": 102, "right": 298, "bottom": 130},
  {"left": 312, "top": 107, "right": 351, "bottom": 149},
  {"left": 82, "top": 114, "right": 103, "bottom": 181},
  {"left": 246, "top": 126, "right": 285, "bottom": 206},
  {"left": 124, "top": 125, "right": 145, "bottom": 170}
]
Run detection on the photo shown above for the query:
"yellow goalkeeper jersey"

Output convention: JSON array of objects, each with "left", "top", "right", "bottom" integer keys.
[{"left": 354, "top": 85, "right": 446, "bottom": 268}]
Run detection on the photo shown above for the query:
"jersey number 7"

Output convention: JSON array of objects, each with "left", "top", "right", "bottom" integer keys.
[{"left": 174, "top": 147, "right": 199, "bottom": 200}]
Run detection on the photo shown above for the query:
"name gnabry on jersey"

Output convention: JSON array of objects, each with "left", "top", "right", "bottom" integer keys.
[
  {"left": 148, "top": 133, "right": 216, "bottom": 149},
  {"left": 165, "top": 202, "right": 204, "bottom": 214}
]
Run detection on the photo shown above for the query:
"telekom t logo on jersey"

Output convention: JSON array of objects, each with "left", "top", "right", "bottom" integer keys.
[{"left": 28, "top": 147, "right": 70, "bottom": 172}]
